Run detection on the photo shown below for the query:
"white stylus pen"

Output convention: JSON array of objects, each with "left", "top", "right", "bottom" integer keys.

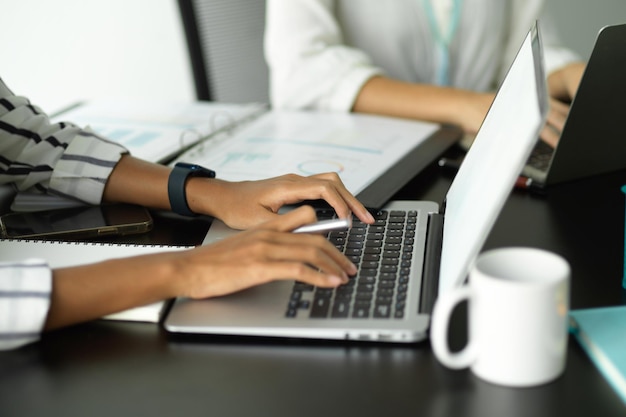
[{"left": 292, "top": 217, "right": 352, "bottom": 234}]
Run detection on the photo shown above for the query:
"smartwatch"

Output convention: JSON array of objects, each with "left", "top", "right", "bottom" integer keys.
[{"left": 168, "top": 162, "right": 216, "bottom": 216}]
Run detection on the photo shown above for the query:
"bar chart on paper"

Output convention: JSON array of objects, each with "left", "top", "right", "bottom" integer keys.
[
  {"left": 173, "top": 111, "right": 440, "bottom": 195},
  {"left": 53, "top": 99, "right": 266, "bottom": 163}
]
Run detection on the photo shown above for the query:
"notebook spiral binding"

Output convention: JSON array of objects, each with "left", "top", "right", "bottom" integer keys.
[{"left": 0, "top": 238, "right": 193, "bottom": 249}]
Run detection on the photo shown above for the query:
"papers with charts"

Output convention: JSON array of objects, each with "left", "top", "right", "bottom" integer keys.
[
  {"left": 172, "top": 110, "right": 440, "bottom": 196},
  {"left": 53, "top": 99, "right": 267, "bottom": 163}
]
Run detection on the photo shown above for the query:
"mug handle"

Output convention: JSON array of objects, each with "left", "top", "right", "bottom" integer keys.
[{"left": 430, "top": 286, "right": 477, "bottom": 369}]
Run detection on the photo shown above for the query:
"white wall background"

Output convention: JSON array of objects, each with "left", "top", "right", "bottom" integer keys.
[
  {"left": 1, "top": 0, "right": 625, "bottom": 114},
  {"left": 543, "top": 0, "right": 626, "bottom": 61},
  {"left": 0, "top": 0, "right": 194, "bottom": 112}
]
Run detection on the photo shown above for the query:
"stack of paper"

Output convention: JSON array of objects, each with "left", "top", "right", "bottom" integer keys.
[{"left": 172, "top": 110, "right": 440, "bottom": 197}]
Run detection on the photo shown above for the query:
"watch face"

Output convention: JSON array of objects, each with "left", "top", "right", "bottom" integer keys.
[
  {"left": 176, "top": 162, "right": 215, "bottom": 178},
  {"left": 177, "top": 162, "right": 198, "bottom": 170}
]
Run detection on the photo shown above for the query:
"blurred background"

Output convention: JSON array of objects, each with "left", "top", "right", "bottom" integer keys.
[{"left": 1, "top": 0, "right": 625, "bottom": 113}]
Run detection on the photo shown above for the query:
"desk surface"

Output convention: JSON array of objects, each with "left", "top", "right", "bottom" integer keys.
[{"left": 1, "top": 160, "right": 626, "bottom": 417}]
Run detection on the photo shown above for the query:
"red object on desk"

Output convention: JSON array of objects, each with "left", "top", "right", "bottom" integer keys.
[{"left": 515, "top": 176, "right": 534, "bottom": 190}]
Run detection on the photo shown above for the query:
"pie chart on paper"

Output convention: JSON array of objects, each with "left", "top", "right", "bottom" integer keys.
[{"left": 297, "top": 160, "right": 345, "bottom": 175}]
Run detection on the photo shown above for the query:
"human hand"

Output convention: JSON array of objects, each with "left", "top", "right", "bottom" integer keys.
[
  {"left": 456, "top": 91, "right": 495, "bottom": 136},
  {"left": 459, "top": 90, "right": 569, "bottom": 149},
  {"left": 190, "top": 172, "right": 374, "bottom": 229},
  {"left": 539, "top": 62, "right": 585, "bottom": 148},
  {"left": 172, "top": 206, "right": 356, "bottom": 299},
  {"left": 548, "top": 62, "right": 585, "bottom": 103},
  {"left": 539, "top": 98, "right": 570, "bottom": 148},
  {"left": 561, "top": 63, "right": 585, "bottom": 100}
]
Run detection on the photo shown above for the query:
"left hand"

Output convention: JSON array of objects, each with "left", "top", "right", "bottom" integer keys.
[
  {"left": 189, "top": 172, "right": 375, "bottom": 229},
  {"left": 540, "top": 62, "right": 586, "bottom": 147},
  {"left": 172, "top": 206, "right": 356, "bottom": 300},
  {"left": 540, "top": 98, "right": 570, "bottom": 148}
]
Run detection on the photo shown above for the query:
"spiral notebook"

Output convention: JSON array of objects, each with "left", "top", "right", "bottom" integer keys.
[{"left": 0, "top": 239, "right": 191, "bottom": 322}]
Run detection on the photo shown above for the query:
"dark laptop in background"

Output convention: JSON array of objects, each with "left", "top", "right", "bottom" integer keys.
[{"left": 523, "top": 23, "right": 626, "bottom": 187}]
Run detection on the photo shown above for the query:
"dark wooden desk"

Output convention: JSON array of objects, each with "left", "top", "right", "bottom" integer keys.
[{"left": 1, "top": 162, "right": 625, "bottom": 417}]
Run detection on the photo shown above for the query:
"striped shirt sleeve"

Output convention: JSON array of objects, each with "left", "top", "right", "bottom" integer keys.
[
  {"left": 0, "top": 77, "right": 130, "bottom": 349},
  {"left": 0, "top": 77, "right": 128, "bottom": 204},
  {"left": 0, "top": 260, "right": 52, "bottom": 350}
]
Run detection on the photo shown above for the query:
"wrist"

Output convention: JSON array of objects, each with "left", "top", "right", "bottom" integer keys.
[
  {"left": 453, "top": 90, "right": 494, "bottom": 134},
  {"left": 156, "top": 254, "right": 192, "bottom": 299},
  {"left": 188, "top": 179, "right": 253, "bottom": 229},
  {"left": 168, "top": 162, "right": 215, "bottom": 216},
  {"left": 184, "top": 176, "right": 224, "bottom": 218}
]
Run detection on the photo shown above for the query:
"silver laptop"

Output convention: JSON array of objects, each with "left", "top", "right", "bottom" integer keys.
[
  {"left": 164, "top": 22, "right": 548, "bottom": 343},
  {"left": 523, "top": 23, "right": 626, "bottom": 188}
]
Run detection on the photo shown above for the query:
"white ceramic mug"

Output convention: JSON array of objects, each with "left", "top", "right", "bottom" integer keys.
[{"left": 430, "top": 247, "right": 570, "bottom": 387}]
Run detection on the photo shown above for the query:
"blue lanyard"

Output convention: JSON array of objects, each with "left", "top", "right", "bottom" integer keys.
[{"left": 422, "top": 0, "right": 462, "bottom": 86}]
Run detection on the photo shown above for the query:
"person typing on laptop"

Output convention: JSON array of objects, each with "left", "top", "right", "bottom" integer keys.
[
  {"left": 264, "top": 0, "right": 585, "bottom": 147},
  {"left": 0, "top": 77, "right": 374, "bottom": 350}
]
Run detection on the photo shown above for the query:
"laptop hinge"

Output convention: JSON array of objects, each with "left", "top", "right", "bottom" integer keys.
[{"left": 419, "top": 212, "right": 444, "bottom": 314}]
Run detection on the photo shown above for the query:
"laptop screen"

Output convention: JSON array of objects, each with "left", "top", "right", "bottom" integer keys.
[{"left": 438, "top": 23, "right": 549, "bottom": 293}]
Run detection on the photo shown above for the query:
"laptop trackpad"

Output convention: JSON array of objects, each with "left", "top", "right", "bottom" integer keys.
[{"left": 166, "top": 281, "right": 293, "bottom": 329}]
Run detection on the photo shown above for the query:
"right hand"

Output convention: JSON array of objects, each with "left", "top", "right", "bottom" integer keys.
[
  {"left": 170, "top": 206, "right": 356, "bottom": 299},
  {"left": 192, "top": 172, "right": 374, "bottom": 230}
]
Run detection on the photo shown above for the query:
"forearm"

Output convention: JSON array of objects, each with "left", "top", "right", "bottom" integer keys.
[
  {"left": 0, "top": 78, "right": 127, "bottom": 201},
  {"left": 44, "top": 252, "right": 184, "bottom": 330},
  {"left": 102, "top": 155, "right": 171, "bottom": 209},
  {"left": 353, "top": 76, "right": 494, "bottom": 134},
  {"left": 42, "top": 206, "right": 360, "bottom": 331},
  {"left": 102, "top": 154, "right": 223, "bottom": 216},
  {"left": 354, "top": 77, "right": 458, "bottom": 122}
]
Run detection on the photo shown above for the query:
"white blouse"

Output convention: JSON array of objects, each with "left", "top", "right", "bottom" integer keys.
[{"left": 265, "top": 0, "right": 580, "bottom": 111}]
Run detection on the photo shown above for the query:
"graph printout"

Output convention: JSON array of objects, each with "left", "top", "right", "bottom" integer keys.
[
  {"left": 53, "top": 100, "right": 265, "bottom": 163},
  {"left": 173, "top": 111, "right": 439, "bottom": 195}
]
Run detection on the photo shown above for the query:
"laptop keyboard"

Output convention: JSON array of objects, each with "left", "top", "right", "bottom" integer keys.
[{"left": 285, "top": 209, "right": 416, "bottom": 320}]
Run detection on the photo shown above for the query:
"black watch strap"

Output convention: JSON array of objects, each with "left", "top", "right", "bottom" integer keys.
[{"left": 168, "top": 162, "right": 216, "bottom": 216}]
